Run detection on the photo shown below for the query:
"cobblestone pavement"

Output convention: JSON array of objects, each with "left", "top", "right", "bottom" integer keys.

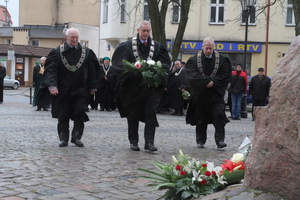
[{"left": 0, "top": 90, "right": 284, "bottom": 200}]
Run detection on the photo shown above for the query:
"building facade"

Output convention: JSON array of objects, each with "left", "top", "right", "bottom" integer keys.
[
  {"left": 0, "top": 0, "right": 111, "bottom": 86},
  {"left": 100, "top": 0, "right": 295, "bottom": 77}
]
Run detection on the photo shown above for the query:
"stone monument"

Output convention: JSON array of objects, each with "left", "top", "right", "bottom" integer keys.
[{"left": 243, "top": 35, "right": 300, "bottom": 200}]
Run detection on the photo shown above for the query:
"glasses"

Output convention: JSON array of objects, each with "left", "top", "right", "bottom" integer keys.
[{"left": 140, "top": 29, "right": 151, "bottom": 33}]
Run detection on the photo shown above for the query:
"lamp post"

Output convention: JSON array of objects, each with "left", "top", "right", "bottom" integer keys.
[{"left": 240, "top": 0, "right": 255, "bottom": 119}]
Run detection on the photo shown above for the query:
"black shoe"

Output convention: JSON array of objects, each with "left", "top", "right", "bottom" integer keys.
[
  {"left": 59, "top": 141, "right": 68, "bottom": 147},
  {"left": 43, "top": 108, "right": 48, "bottom": 111},
  {"left": 100, "top": 108, "right": 104, "bottom": 111},
  {"left": 36, "top": 108, "right": 41, "bottom": 111},
  {"left": 236, "top": 116, "right": 241, "bottom": 120},
  {"left": 71, "top": 139, "right": 84, "bottom": 147},
  {"left": 217, "top": 141, "right": 227, "bottom": 148},
  {"left": 106, "top": 109, "right": 111, "bottom": 112},
  {"left": 144, "top": 143, "right": 157, "bottom": 151},
  {"left": 252, "top": 118, "right": 254, "bottom": 121},
  {"left": 197, "top": 143, "right": 205, "bottom": 148},
  {"left": 130, "top": 143, "right": 140, "bottom": 151}
]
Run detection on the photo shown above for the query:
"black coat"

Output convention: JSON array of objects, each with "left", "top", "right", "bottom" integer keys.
[
  {"left": 41, "top": 42, "right": 99, "bottom": 120},
  {"left": 249, "top": 74, "right": 271, "bottom": 101},
  {"left": 112, "top": 34, "right": 170, "bottom": 124},
  {"left": 0, "top": 66, "right": 6, "bottom": 85},
  {"left": 185, "top": 51, "right": 231, "bottom": 125},
  {"left": 98, "top": 64, "right": 116, "bottom": 101}
]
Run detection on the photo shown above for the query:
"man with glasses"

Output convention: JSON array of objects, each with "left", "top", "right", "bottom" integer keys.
[{"left": 112, "top": 20, "right": 170, "bottom": 152}]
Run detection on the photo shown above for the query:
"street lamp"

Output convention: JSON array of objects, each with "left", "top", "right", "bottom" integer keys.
[{"left": 240, "top": 0, "right": 255, "bottom": 118}]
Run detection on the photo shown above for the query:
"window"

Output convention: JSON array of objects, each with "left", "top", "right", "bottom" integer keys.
[
  {"left": 31, "top": 40, "right": 39, "bottom": 46},
  {"left": 241, "top": 1, "right": 257, "bottom": 25},
  {"left": 172, "top": 0, "right": 181, "bottom": 23},
  {"left": 103, "top": 0, "right": 109, "bottom": 23},
  {"left": 210, "top": 0, "right": 225, "bottom": 24},
  {"left": 6, "top": 39, "right": 11, "bottom": 44},
  {"left": 286, "top": 0, "right": 295, "bottom": 25},
  {"left": 120, "top": 0, "right": 126, "bottom": 23},
  {"left": 80, "top": 40, "right": 88, "bottom": 47},
  {"left": 144, "top": 0, "right": 149, "bottom": 21}
]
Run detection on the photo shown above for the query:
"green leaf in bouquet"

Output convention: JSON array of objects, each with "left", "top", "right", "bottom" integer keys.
[
  {"left": 223, "top": 170, "right": 245, "bottom": 185},
  {"left": 122, "top": 60, "right": 140, "bottom": 73},
  {"left": 177, "top": 154, "right": 189, "bottom": 166}
]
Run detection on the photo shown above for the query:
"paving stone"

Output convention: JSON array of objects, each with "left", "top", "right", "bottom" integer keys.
[{"left": 0, "top": 91, "right": 285, "bottom": 200}]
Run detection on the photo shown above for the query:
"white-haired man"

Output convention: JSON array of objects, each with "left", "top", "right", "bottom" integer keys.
[
  {"left": 33, "top": 56, "right": 49, "bottom": 111},
  {"left": 185, "top": 37, "right": 232, "bottom": 149},
  {"left": 41, "top": 28, "right": 99, "bottom": 147}
]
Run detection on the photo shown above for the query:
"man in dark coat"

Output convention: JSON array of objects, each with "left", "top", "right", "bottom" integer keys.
[
  {"left": 112, "top": 20, "right": 170, "bottom": 152},
  {"left": 166, "top": 60, "right": 188, "bottom": 116},
  {"left": 95, "top": 56, "right": 115, "bottom": 112},
  {"left": 185, "top": 37, "right": 232, "bottom": 149},
  {"left": 249, "top": 67, "right": 271, "bottom": 121},
  {"left": 32, "top": 57, "right": 50, "bottom": 111},
  {"left": 41, "top": 28, "right": 99, "bottom": 148},
  {"left": 0, "top": 61, "right": 6, "bottom": 104}
]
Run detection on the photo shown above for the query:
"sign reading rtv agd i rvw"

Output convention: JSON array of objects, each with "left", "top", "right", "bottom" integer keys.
[{"left": 167, "top": 41, "right": 262, "bottom": 53}]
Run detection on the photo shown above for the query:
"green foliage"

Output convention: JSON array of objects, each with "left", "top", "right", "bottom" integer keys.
[
  {"left": 122, "top": 59, "right": 167, "bottom": 89},
  {"left": 138, "top": 150, "right": 227, "bottom": 200}
]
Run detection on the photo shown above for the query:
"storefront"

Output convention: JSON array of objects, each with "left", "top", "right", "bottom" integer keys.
[{"left": 167, "top": 40, "right": 263, "bottom": 76}]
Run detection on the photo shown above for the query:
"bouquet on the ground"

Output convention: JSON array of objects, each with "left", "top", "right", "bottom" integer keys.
[
  {"left": 138, "top": 150, "right": 227, "bottom": 200},
  {"left": 122, "top": 59, "right": 167, "bottom": 89},
  {"left": 220, "top": 140, "right": 251, "bottom": 185}
]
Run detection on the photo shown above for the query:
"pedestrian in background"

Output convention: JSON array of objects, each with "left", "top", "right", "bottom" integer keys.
[
  {"left": 185, "top": 37, "right": 231, "bottom": 149},
  {"left": 0, "top": 61, "right": 6, "bottom": 104},
  {"left": 112, "top": 20, "right": 170, "bottom": 152},
  {"left": 33, "top": 57, "right": 50, "bottom": 111},
  {"left": 96, "top": 57, "right": 115, "bottom": 112},
  {"left": 41, "top": 28, "right": 99, "bottom": 148},
  {"left": 166, "top": 60, "right": 188, "bottom": 116},
  {"left": 228, "top": 64, "right": 247, "bottom": 120},
  {"left": 249, "top": 67, "right": 271, "bottom": 121}
]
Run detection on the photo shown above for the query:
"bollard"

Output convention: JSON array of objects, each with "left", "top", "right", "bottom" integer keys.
[
  {"left": 241, "top": 95, "right": 248, "bottom": 118},
  {"left": 30, "top": 85, "right": 32, "bottom": 104}
]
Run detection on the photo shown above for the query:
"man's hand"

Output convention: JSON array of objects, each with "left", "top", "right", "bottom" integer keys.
[
  {"left": 90, "top": 91, "right": 96, "bottom": 95},
  {"left": 50, "top": 88, "right": 59, "bottom": 96},
  {"left": 206, "top": 81, "right": 214, "bottom": 88}
]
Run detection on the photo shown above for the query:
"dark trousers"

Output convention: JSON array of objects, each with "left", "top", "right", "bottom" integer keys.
[
  {"left": 57, "top": 95, "right": 86, "bottom": 142},
  {"left": 125, "top": 90, "right": 161, "bottom": 145},
  {"left": 100, "top": 100, "right": 112, "bottom": 111},
  {"left": 0, "top": 85, "right": 3, "bottom": 102},
  {"left": 196, "top": 122, "right": 225, "bottom": 145},
  {"left": 252, "top": 98, "right": 266, "bottom": 119}
]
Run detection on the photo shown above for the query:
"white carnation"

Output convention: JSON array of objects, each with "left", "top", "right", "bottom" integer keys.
[
  {"left": 231, "top": 153, "right": 245, "bottom": 163},
  {"left": 146, "top": 60, "right": 156, "bottom": 66}
]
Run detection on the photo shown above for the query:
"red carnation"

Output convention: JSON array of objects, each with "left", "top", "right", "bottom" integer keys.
[
  {"left": 180, "top": 171, "right": 186, "bottom": 176},
  {"left": 201, "top": 179, "right": 206, "bottom": 185},
  {"left": 202, "top": 163, "right": 207, "bottom": 168},
  {"left": 212, "top": 171, "right": 217, "bottom": 176},
  {"left": 175, "top": 165, "right": 182, "bottom": 171},
  {"left": 205, "top": 171, "right": 211, "bottom": 176}
]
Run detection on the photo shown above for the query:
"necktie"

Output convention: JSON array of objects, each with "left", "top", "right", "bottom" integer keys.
[{"left": 143, "top": 41, "right": 147, "bottom": 46}]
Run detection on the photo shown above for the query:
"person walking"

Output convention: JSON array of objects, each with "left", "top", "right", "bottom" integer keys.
[
  {"left": 112, "top": 20, "right": 170, "bottom": 152},
  {"left": 185, "top": 37, "right": 232, "bottom": 149},
  {"left": 0, "top": 61, "right": 6, "bottom": 104},
  {"left": 228, "top": 64, "right": 247, "bottom": 120},
  {"left": 249, "top": 67, "right": 271, "bottom": 121},
  {"left": 33, "top": 57, "right": 50, "bottom": 111},
  {"left": 41, "top": 28, "right": 99, "bottom": 147}
]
